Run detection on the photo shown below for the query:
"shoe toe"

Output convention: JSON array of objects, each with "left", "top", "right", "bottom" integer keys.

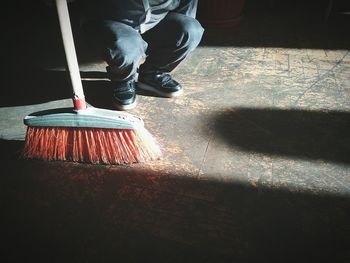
[
  {"left": 137, "top": 73, "right": 183, "bottom": 98},
  {"left": 111, "top": 80, "right": 137, "bottom": 110}
]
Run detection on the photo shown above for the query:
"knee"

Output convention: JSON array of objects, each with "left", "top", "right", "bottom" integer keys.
[
  {"left": 106, "top": 26, "right": 147, "bottom": 66},
  {"left": 174, "top": 15, "right": 204, "bottom": 50},
  {"left": 109, "top": 35, "right": 147, "bottom": 66}
]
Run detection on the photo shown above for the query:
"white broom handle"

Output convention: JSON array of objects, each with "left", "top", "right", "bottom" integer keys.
[{"left": 55, "top": 0, "right": 86, "bottom": 110}]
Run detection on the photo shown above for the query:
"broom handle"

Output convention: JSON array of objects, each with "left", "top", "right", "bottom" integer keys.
[{"left": 55, "top": 0, "right": 86, "bottom": 110}]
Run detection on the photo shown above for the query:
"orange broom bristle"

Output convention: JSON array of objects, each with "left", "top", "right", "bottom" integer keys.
[{"left": 23, "top": 126, "right": 161, "bottom": 165}]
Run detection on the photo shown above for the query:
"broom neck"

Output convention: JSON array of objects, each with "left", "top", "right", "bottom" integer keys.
[{"left": 55, "top": 0, "right": 86, "bottom": 110}]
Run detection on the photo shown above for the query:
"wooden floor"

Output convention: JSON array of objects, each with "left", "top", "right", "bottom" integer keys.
[{"left": 1, "top": 2, "right": 350, "bottom": 262}]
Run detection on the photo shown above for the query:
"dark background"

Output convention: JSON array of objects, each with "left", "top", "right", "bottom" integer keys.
[{"left": 1, "top": 1, "right": 350, "bottom": 262}]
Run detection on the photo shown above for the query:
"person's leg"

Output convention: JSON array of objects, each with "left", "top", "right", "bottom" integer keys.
[
  {"left": 82, "top": 20, "right": 148, "bottom": 109},
  {"left": 85, "top": 20, "right": 148, "bottom": 81},
  {"left": 140, "top": 12, "right": 204, "bottom": 74},
  {"left": 138, "top": 12, "right": 204, "bottom": 97}
]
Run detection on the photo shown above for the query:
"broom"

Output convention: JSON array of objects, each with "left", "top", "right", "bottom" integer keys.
[{"left": 22, "top": 0, "right": 161, "bottom": 164}]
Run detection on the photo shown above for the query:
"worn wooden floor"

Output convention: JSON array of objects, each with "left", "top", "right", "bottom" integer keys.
[{"left": 1, "top": 2, "right": 350, "bottom": 262}]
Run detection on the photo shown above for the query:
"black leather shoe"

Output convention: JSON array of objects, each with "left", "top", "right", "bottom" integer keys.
[
  {"left": 111, "top": 80, "right": 137, "bottom": 110},
  {"left": 137, "top": 72, "right": 183, "bottom": 98}
]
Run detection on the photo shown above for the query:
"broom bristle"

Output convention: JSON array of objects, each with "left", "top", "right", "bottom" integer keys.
[{"left": 23, "top": 126, "right": 161, "bottom": 164}]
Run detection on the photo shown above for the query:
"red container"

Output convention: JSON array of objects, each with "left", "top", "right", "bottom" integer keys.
[{"left": 197, "top": 0, "right": 246, "bottom": 28}]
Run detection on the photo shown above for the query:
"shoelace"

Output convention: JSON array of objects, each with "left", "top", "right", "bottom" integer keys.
[
  {"left": 156, "top": 73, "right": 172, "bottom": 86},
  {"left": 114, "top": 81, "right": 135, "bottom": 93}
]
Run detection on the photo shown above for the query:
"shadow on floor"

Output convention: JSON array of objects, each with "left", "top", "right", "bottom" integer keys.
[
  {"left": 0, "top": 70, "right": 108, "bottom": 107},
  {"left": 208, "top": 108, "right": 350, "bottom": 165},
  {"left": 1, "top": 140, "right": 350, "bottom": 262},
  {"left": 0, "top": 70, "right": 72, "bottom": 107},
  {"left": 0, "top": 69, "right": 166, "bottom": 108}
]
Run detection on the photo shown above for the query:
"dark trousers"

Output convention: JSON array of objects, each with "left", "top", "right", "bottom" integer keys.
[{"left": 82, "top": 12, "right": 204, "bottom": 81}]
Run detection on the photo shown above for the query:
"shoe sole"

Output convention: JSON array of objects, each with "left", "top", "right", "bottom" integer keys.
[
  {"left": 112, "top": 99, "right": 137, "bottom": 111},
  {"left": 137, "top": 82, "right": 183, "bottom": 98}
]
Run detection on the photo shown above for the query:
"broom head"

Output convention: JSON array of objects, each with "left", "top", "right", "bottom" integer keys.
[{"left": 23, "top": 107, "right": 161, "bottom": 164}]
